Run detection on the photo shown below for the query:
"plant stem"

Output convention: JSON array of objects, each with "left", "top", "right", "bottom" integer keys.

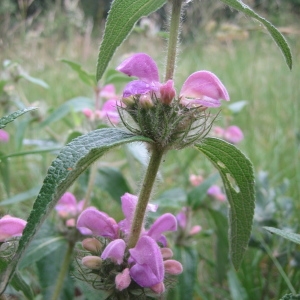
[
  {"left": 83, "top": 163, "right": 98, "bottom": 210},
  {"left": 51, "top": 241, "right": 74, "bottom": 300},
  {"left": 128, "top": 146, "right": 164, "bottom": 249},
  {"left": 164, "top": 0, "right": 183, "bottom": 81}
]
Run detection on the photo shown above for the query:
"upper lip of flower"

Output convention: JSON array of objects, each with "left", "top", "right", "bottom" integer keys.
[
  {"left": 116, "top": 52, "right": 229, "bottom": 107},
  {"left": 0, "top": 215, "right": 27, "bottom": 242}
]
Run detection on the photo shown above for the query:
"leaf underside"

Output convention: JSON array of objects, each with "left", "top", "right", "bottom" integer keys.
[
  {"left": 96, "top": 0, "right": 166, "bottom": 82},
  {"left": 195, "top": 137, "right": 255, "bottom": 270},
  {"left": 0, "top": 108, "right": 37, "bottom": 129},
  {"left": 0, "top": 128, "right": 152, "bottom": 293}
]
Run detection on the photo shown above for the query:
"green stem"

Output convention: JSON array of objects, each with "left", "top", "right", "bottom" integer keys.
[
  {"left": 51, "top": 242, "right": 74, "bottom": 300},
  {"left": 128, "top": 146, "right": 164, "bottom": 249},
  {"left": 83, "top": 163, "right": 98, "bottom": 210},
  {"left": 164, "top": 0, "right": 183, "bottom": 81}
]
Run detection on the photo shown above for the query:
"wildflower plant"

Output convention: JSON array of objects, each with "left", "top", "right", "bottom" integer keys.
[{"left": 0, "top": 0, "right": 293, "bottom": 299}]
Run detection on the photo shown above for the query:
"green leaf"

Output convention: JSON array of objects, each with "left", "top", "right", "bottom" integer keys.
[
  {"left": 0, "top": 128, "right": 152, "bottom": 293},
  {"left": 10, "top": 271, "right": 35, "bottom": 300},
  {"left": 96, "top": 0, "right": 166, "bottom": 82},
  {"left": 195, "top": 138, "right": 255, "bottom": 270},
  {"left": 264, "top": 227, "right": 300, "bottom": 245},
  {"left": 103, "top": 69, "right": 132, "bottom": 85},
  {"left": 96, "top": 167, "right": 132, "bottom": 202},
  {"left": 167, "top": 246, "right": 198, "bottom": 300},
  {"left": 227, "top": 268, "right": 248, "bottom": 300},
  {"left": 209, "top": 209, "right": 229, "bottom": 283},
  {"left": 280, "top": 294, "right": 300, "bottom": 300},
  {"left": 1, "top": 147, "right": 61, "bottom": 160},
  {"left": 19, "top": 73, "right": 49, "bottom": 89},
  {"left": 0, "top": 151, "right": 10, "bottom": 197},
  {"left": 40, "top": 97, "right": 93, "bottom": 127},
  {"left": 0, "top": 186, "right": 40, "bottom": 206},
  {"left": 219, "top": 0, "right": 292, "bottom": 69},
  {"left": 61, "top": 59, "right": 96, "bottom": 87},
  {"left": 0, "top": 107, "right": 37, "bottom": 129}
]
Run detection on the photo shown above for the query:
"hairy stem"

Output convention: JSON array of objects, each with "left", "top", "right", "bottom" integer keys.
[
  {"left": 164, "top": 0, "right": 183, "bottom": 81},
  {"left": 83, "top": 163, "right": 98, "bottom": 210},
  {"left": 51, "top": 241, "right": 74, "bottom": 300},
  {"left": 128, "top": 146, "right": 164, "bottom": 249}
]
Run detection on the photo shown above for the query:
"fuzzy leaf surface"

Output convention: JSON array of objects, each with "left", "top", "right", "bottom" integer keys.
[
  {"left": 219, "top": 0, "right": 292, "bottom": 69},
  {"left": 0, "top": 107, "right": 37, "bottom": 129},
  {"left": 0, "top": 128, "right": 152, "bottom": 293},
  {"left": 264, "top": 227, "right": 300, "bottom": 245},
  {"left": 96, "top": 0, "right": 166, "bottom": 81},
  {"left": 195, "top": 138, "right": 255, "bottom": 270}
]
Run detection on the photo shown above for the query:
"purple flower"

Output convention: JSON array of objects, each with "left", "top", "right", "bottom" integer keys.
[
  {"left": 55, "top": 192, "right": 84, "bottom": 219},
  {"left": 223, "top": 125, "right": 244, "bottom": 144},
  {"left": 101, "top": 239, "right": 126, "bottom": 264},
  {"left": 0, "top": 215, "right": 27, "bottom": 242},
  {"left": 0, "top": 129, "right": 9, "bottom": 143},
  {"left": 129, "top": 235, "right": 164, "bottom": 287},
  {"left": 99, "top": 99, "right": 121, "bottom": 124},
  {"left": 77, "top": 207, "right": 119, "bottom": 239},
  {"left": 116, "top": 53, "right": 229, "bottom": 108}
]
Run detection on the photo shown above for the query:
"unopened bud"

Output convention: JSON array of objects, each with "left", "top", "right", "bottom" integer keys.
[
  {"left": 189, "top": 225, "right": 202, "bottom": 236},
  {"left": 160, "top": 80, "right": 175, "bottom": 105},
  {"left": 150, "top": 282, "right": 165, "bottom": 294},
  {"left": 122, "top": 95, "right": 135, "bottom": 106},
  {"left": 82, "top": 238, "right": 102, "bottom": 254},
  {"left": 160, "top": 247, "right": 173, "bottom": 259},
  {"left": 82, "top": 108, "right": 94, "bottom": 120},
  {"left": 139, "top": 94, "right": 153, "bottom": 108},
  {"left": 164, "top": 259, "right": 183, "bottom": 275},
  {"left": 115, "top": 268, "right": 131, "bottom": 291},
  {"left": 82, "top": 255, "right": 102, "bottom": 269}
]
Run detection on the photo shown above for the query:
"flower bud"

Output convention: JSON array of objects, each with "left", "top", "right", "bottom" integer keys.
[
  {"left": 163, "top": 259, "right": 183, "bottom": 275},
  {"left": 115, "top": 268, "right": 131, "bottom": 291},
  {"left": 82, "top": 238, "right": 102, "bottom": 254},
  {"left": 160, "top": 80, "right": 175, "bottom": 105},
  {"left": 0, "top": 130, "right": 9, "bottom": 143},
  {"left": 139, "top": 94, "right": 154, "bottom": 108},
  {"left": 160, "top": 247, "right": 173, "bottom": 259},
  {"left": 82, "top": 108, "right": 94, "bottom": 120},
  {"left": 150, "top": 282, "right": 165, "bottom": 294},
  {"left": 82, "top": 255, "right": 102, "bottom": 269},
  {"left": 189, "top": 225, "right": 202, "bottom": 236},
  {"left": 122, "top": 95, "right": 135, "bottom": 106}
]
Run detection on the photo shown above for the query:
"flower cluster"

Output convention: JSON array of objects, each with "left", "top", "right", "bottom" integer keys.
[
  {"left": 82, "top": 84, "right": 121, "bottom": 124},
  {"left": 116, "top": 53, "right": 229, "bottom": 149},
  {"left": 76, "top": 193, "right": 182, "bottom": 297},
  {"left": 207, "top": 185, "right": 226, "bottom": 202}
]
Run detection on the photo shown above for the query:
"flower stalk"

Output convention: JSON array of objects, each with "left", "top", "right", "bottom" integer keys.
[
  {"left": 165, "top": 0, "right": 183, "bottom": 81},
  {"left": 127, "top": 146, "right": 164, "bottom": 249}
]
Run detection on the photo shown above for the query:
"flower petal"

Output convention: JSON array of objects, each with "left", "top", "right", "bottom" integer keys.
[
  {"left": 116, "top": 53, "right": 159, "bottom": 83},
  {"left": 100, "top": 99, "right": 120, "bottom": 124},
  {"left": 224, "top": 125, "right": 244, "bottom": 144},
  {"left": 55, "top": 192, "right": 78, "bottom": 218},
  {"left": 180, "top": 71, "right": 229, "bottom": 107},
  {"left": 147, "top": 213, "right": 177, "bottom": 243},
  {"left": 0, "top": 215, "right": 27, "bottom": 242},
  {"left": 101, "top": 239, "right": 126, "bottom": 264},
  {"left": 77, "top": 207, "right": 118, "bottom": 239},
  {"left": 122, "top": 80, "right": 158, "bottom": 98},
  {"left": 129, "top": 236, "right": 164, "bottom": 287}
]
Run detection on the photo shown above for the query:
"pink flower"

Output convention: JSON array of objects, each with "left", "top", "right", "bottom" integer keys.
[
  {"left": 99, "top": 84, "right": 117, "bottom": 99},
  {"left": 223, "top": 125, "right": 244, "bottom": 144},
  {"left": 207, "top": 185, "right": 226, "bottom": 202},
  {"left": 55, "top": 192, "right": 83, "bottom": 219},
  {"left": 176, "top": 207, "right": 201, "bottom": 237},
  {"left": 189, "top": 174, "right": 204, "bottom": 186},
  {"left": 99, "top": 99, "right": 121, "bottom": 124},
  {"left": 0, "top": 215, "right": 27, "bottom": 242},
  {"left": 0, "top": 129, "right": 9, "bottom": 143},
  {"left": 116, "top": 53, "right": 229, "bottom": 108}
]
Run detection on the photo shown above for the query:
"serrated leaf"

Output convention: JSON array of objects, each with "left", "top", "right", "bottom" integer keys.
[
  {"left": 195, "top": 138, "right": 255, "bottom": 270},
  {"left": 219, "top": 0, "right": 292, "bottom": 69},
  {"left": 10, "top": 271, "right": 34, "bottom": 300},
  {"left": 0, "top": 128, "right": 152, "bottom": 293},
  {"left": 264, "top": 227, "right": 300, "bottom": 245},
  {"left": 40, "top": 97, "right": 93, "bottom": 128},
  {"left": 96, "top": 0, "right": 166, "bottom": 82},
  {"left": 61, "top": 59, "right": 96, "bottom": 87},
  {"left": 0, "top": 107, "right": 37, "bottom": 129}
]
